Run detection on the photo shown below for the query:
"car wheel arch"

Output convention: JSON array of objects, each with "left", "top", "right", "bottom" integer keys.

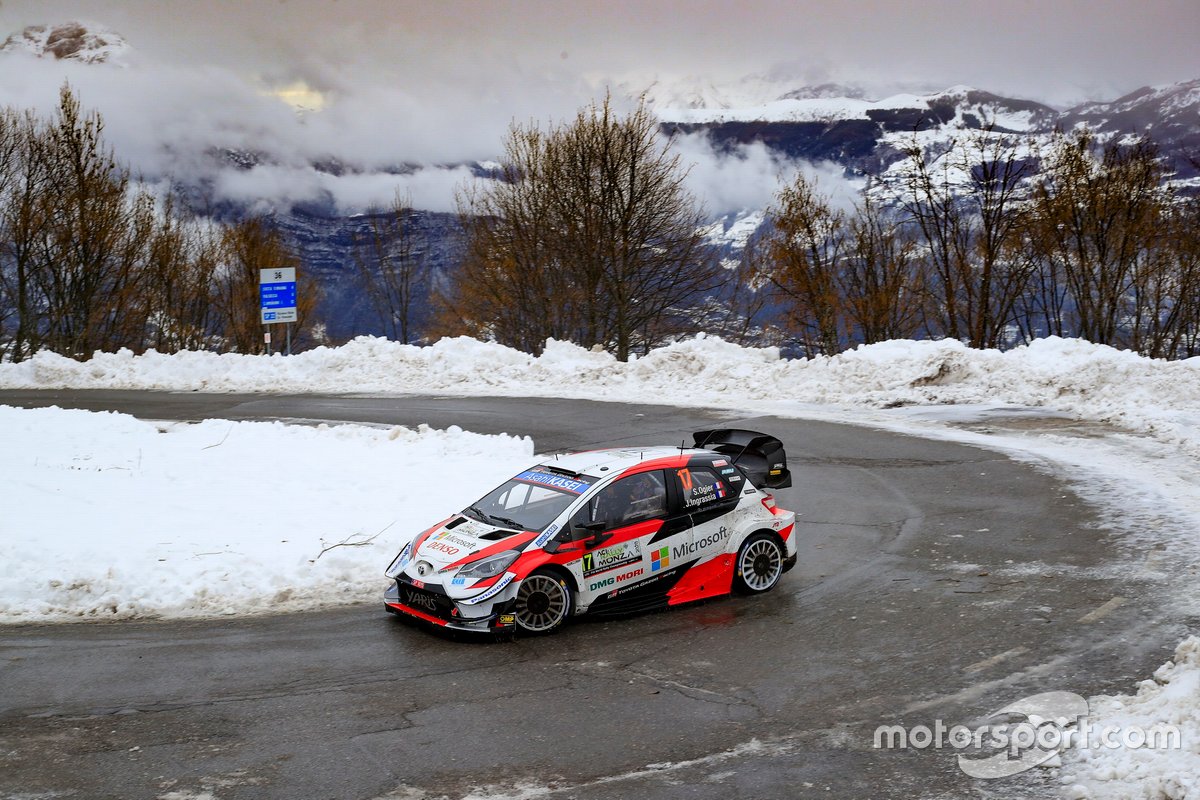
[
  {"left": 525, "top": 562, "right": 578, "bottom": 596},
  {"left": 730, "top": 527, "right": 784, "bottom": 555},
  {"left": 732, "top": 529, "right": 788, "bottom": 595}
]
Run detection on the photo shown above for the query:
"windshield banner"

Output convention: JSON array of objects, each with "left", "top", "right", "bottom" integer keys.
[{"left": 513, "top": 469, "right": 593, "bottom": 494}]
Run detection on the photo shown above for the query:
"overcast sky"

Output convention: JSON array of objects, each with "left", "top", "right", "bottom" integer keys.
[
  {"left": 10, "top": 0, "right": 1198, "bottom": 103},
  {"left": 1, "top": 0, "right": 1197, "bottom": 213}
]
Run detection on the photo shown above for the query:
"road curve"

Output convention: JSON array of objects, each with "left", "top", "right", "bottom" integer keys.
[{"left": 0, "top": 391, "right": 1183, "bottom": 800}]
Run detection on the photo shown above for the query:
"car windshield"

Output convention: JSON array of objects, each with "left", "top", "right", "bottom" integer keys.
[{"left": 464, "top": 467, "right": 596, "bottom": 532}]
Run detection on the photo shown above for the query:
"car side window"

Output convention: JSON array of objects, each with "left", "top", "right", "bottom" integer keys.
[
  {"left": 570, "top": 471, "right": 667, "bottom": 534},
  {"left": 673, "top": 467, "right": 733, "bottom": 511}
]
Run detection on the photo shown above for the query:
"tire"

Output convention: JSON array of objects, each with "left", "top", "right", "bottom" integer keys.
[
  {"left": 733, "top": 533, "right": 785, "bottom": 595},
  {"left": 513, "top": 570, "right": 573, "bottom": 635}
]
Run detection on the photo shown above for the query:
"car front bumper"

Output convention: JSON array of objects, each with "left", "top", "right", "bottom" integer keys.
[{"left": 383, "top": 581, "right": 517, "bottom": 633}]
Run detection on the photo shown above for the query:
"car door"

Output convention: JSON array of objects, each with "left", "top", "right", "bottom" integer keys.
[
  {"left": 669, "top": 465, "right": 740, "bottom": 563},
  {"left": 564, "top": 470, "right": 684, "bottom": 605}
]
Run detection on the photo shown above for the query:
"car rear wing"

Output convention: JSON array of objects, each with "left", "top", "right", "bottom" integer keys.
[{"left": 692, "top": 429, "right": 792, "bottom": 490}]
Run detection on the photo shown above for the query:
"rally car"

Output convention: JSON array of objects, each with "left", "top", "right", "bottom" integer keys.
[{"left": 383, "top": 429, "right": 797, "bottom": 636}]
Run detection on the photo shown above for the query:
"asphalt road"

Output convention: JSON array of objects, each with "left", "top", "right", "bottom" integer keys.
[{"left": 0, "top": 391, "right": 1188, "bottom": 800}]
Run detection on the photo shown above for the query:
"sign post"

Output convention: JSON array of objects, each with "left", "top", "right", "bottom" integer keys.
[{"left": 260, "top": 268, "right": 297, "bottom": 355}]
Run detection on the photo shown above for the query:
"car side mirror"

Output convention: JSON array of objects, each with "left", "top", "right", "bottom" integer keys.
[
  {"left": 574, "top": 520, "right": 612, "bottom": 549},
  {"left": 588, "top": 531, "right": 613, "bottom": 549}
]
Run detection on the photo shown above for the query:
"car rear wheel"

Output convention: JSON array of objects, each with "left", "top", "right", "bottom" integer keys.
[
  {"left": 733, "top": 533, "right": 784, "bottom": 594},
  {"left": 514, "top": 570, "right": 572, "bottom": 635}
]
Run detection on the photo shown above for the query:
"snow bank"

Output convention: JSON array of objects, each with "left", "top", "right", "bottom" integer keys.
[
  {"left": 4, "top": 335, "right": 1198, "bottom": 455},
  {"left": 1063, "top": 636, "right": 1200, "bottom": 799},
  {"left": 4, "top": 336, "right": 1200, "bottom": 799},
  {"left": 0, "top": 405, "right": 533, "bottom": 622}
]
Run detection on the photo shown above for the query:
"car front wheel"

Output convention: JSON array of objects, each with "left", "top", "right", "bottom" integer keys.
[
  {"left": 514, "top": 570, "right": 572, "bottom": 635},
  {"left": 733, "top": 533, "right": 785, "bottom": 594}
]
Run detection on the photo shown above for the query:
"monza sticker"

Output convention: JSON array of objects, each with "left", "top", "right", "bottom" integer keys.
[{"left": 580, "top": 541, "right": 642, "bottom": 577}]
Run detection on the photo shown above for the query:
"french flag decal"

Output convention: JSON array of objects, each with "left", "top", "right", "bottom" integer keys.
[{"left": 715, "top": 482, "right": 726, "bottom": 499}]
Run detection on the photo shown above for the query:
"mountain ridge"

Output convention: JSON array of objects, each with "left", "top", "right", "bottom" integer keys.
[{"left": 4, "top": 21, "right": 1199, "bottom": 342}]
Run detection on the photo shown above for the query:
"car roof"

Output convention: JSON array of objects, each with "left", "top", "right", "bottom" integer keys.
[{"left": 539, "top": 446, "right": 713, "bottom": 478}]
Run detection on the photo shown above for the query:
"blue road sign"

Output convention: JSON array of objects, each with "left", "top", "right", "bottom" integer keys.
[{"left": 260, "top": 268, "right": 297, "bottom": 323}]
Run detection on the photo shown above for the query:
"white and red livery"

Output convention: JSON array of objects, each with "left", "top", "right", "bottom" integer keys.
[{"left": 384, "top": 429, "right": 797, "bottom": 636}]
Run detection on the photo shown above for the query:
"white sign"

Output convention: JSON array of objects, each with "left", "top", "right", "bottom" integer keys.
[{"left": 260, "top": 268, "right": 297, "bottom": 324}]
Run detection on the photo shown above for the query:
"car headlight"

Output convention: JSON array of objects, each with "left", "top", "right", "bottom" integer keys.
[
  {"left": 385, "top": 541, "right": 415, "bottom": 578},
  {"left": 457, "top": 549, "right": 519, "bottom": 580}
]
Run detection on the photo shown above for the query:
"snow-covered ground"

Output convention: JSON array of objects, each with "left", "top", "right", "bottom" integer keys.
[
  {"left": 2, "top": 333, "right": 1199, "bottom": 798},
  {"left": 3, "top": 334, "right": 1199, "bottom": 453},
  {"left": 0, "top": 406, "right": 532, "bottom": 621},
  {"left": 1060, "top": 635, "right": 1200, "bottom": 799}
]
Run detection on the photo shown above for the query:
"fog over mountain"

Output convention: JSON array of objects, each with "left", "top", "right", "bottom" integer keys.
[{"left": 0, "top": 1, "right": 1197, "bottom": 217}]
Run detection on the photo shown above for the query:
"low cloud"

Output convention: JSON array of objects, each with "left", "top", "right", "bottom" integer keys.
[
  {"left": 213, "top": 164, "right": 475, "bottom": 214},
  {"left": 0, "top": 40, "right": 587, "bottom": 215},
  {"left": 0, "top": 46, "right": 866, "bottom": 218},
  {"left": 673, "top": 132, "right": 864, "bottom": 215}
]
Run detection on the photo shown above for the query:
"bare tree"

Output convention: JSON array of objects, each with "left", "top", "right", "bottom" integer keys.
[
  {"left": 351, "top": 192, "right": 426, "bottom": 343},
  {"left": 216, "top": 216, "right": 293, "bottom": 353},
  {"left": 142, "top": 197, "right": 223, "bottom": 351},
  {"left": 1028, "top": 128, "right": 1166, "bottom": 347},
  {"left": 1127, "top": 190, "right": 1200, "bottom": 358},
  {"left": 702, "top": 236, "right": 786, "bottom": 347},
  {"left": 25, "top": 86, "right": 158, "bottom": 357},
  {"left": 0, "top": 108, "right": 21, "bottom": 358},
  {"left": 758, "top": 171, "right": 847, "bottom": 356},
  {"left": 899, "top": 124, "right": 1035, "bottom": 348},
  {"left": 842, "top": 192, "right": 927, "bottom": 344},
  {"left": 0, "top": 107, "right": 50, "bottom": 361},
  {"left": 0, "top": 87, "right": 332, "bottom": 358},
  {"left": 440, "top": 94, "right": 723, "bottom": 360}
]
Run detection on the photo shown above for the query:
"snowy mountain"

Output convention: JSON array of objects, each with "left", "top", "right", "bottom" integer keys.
[
  {"left": 626, "top": 67, "right": 871, "bottom": 111},
  {"left": 1, "top": 21, "right": 129, "bottom": 64},
  {"left": 662, "top": 79, "right": 1200, "bottom": 189},
  {"left": 1060, "top": 79, "right": 1200, "bottom": 181},
  {"left": 3, "top": 20, "right": 1198, "bottom": 340},
  {"left": 658, "top": 84, "right": 1057, "bottom": 132}
]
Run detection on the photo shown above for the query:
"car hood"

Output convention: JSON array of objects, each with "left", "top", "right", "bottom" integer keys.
[{"left": 411, "top": 516, "right": 521, "bottom": 570}]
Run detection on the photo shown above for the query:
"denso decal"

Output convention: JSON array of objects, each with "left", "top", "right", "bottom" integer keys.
[
  {"left": 513, "top": 470, "right": 591, "bottom": 494},
  {"left": 581, "top": 541, "right": 641, "bottom": 576},
  {"left": 462, "top": 572, "right": 516, "bottom": 605},
  {"left": 427, "top": 541, "right": 460, "bottom": 556},
  {"left": 672, "top": 526, "right": 730, "bottom": 559}
]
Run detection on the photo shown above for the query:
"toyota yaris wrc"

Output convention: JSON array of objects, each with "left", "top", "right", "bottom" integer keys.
[{"left": 384, "top": 429, "right": 796, "bottom": 636}]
